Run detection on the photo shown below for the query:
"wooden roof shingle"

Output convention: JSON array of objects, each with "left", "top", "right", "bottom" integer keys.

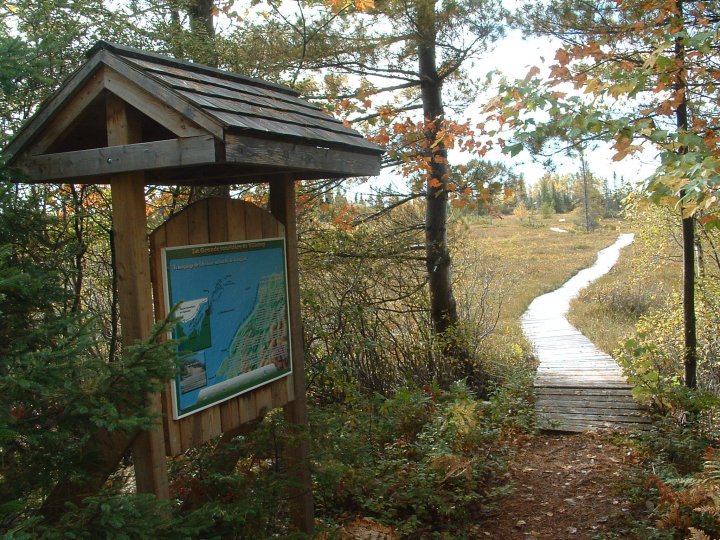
[{"left": 6, "top": 41, "right": 383, "bottom": 184}]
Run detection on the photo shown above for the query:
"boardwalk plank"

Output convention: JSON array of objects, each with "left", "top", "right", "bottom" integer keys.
[
  {"left": 538, "top": 419, "right": 650, "bottom": 432},
  {"left": 537, "top": 405, "right": 648, "bottom": 417},
  {"left": 523, "top": 234, "right": 649, "bottom": 433},
  {"left": 535, "top": 387, "right": 634, "bottom": 396},
  {"left": 536, "top": 399, "right": 642, "bottom": 409}
]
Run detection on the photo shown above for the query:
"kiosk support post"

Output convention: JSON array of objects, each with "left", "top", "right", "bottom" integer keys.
[
  {"left": 270, "top": 177, "right": 314, "bottom": 534},
  {"left": 107, "top": 94, "right": 170, "bottom": 498}
]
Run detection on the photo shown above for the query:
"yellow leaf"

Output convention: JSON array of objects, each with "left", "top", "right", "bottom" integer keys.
[
  {"left": 8, "top": 3, "right": 17, "bottom": 12},
  {"left": 584, "top": 78, "right": 603, "bottom": 95},
  {"left": 325, "top": 0, "right": 345, "bottom": 11},
  {"left": 609, "top": 81, "right": 635, "bottom": 98},
  {"left": 482, "top": 95, "right": 503, "bottom": 113},
  {"left": 682, "top": 204, "right": 697, "bottom": 219},
  {"left": 688, "top": 527, "right": 713, "bottom": 540},
  {"left": 354, "top": 0, "right": 374, "bottom": 10}
]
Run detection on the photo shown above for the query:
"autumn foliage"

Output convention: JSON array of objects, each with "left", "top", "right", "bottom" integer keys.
[{"left": 494, "top": 0, "right": 720, "bottom": 223}]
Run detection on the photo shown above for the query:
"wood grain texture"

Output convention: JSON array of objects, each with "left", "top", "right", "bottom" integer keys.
[
  {"left": 116, "top": 51, "right": 381, "bottom": 155},
  {"left": 225, "top": 133, "right": 381, "bottom": 177},
  {"left": 103, "top": 67, "right": 208, "bottom": 138},
  {"left": 149, "top": 198, "right": 293, "bottom": 456},
  {"left": 522, "top": 234, "right": 650, "bottom": 433},
  {"left": 270, "top": 177, "right": 314, "bottom": 534},
  {"left": 16, "top": 136, "right": 217, "bottom": 181},
  {"left": 107, "top": 95, "right": 170, "bottom": 498},
  {"left": 103, "top": 55, "right": 224, "bottom": 139}
]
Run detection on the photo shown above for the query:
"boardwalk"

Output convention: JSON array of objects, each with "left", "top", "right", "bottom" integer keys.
[{"left": 522, "top": 233, "right": 650, "bottom": 432}]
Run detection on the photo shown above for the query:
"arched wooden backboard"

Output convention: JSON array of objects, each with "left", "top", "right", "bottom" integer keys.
[{"left": 150, "top": 197, "right": 295, "bottom": 456}]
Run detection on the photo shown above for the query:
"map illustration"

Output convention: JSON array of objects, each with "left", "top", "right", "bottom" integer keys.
[{"left": 163, "top": 239, "right": 292, "bottom": 419}]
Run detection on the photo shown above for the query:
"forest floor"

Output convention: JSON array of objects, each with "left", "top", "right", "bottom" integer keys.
[{"left": 480, "top": 431, "right": 646, "bottom": 539}]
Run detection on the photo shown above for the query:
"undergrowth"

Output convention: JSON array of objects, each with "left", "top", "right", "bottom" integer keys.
[{"left": 311, "top": 376, "right": 536, "bottom": 538}]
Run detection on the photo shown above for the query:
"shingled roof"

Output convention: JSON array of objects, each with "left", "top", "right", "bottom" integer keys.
[{"left": 6, "top": 41, "right": 383, "bottom": 184}]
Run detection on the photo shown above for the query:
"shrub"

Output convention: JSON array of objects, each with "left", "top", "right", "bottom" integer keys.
[
  {"left": 311, "top": 382, "right": 511, "bottom": 538},
  {"left": 0, "top": 182, "right": 182, "bottom": 537},
  {"left": 299, "top": 200, "right": 503, "bottom": 399},
  {"left": 539, "top": 201, "right": 555, "bottom": 219}
]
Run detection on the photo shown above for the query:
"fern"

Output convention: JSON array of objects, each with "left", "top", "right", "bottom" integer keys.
[
  {"left": 654, "top": 448, "right": 720, "bottom": 536},
  {"left": 688, "top": 527, "right": 714, "bottom": 540}
]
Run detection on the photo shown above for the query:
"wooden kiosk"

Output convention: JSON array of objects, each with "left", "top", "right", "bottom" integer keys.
[{"left": 5, "top": 41, "right": 382, "bottom": 532}]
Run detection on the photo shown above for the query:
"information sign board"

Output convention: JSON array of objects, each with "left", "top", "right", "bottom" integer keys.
[{"left": 162, "top": 238, "right": 292, "bottom": 419}]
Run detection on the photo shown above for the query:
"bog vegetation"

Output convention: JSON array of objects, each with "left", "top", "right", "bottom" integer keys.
[{"left": 1, "top": 0, "right": 720, "bottom": 538}]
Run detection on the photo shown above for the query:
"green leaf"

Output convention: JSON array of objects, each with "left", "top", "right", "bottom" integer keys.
[{"left": 503, "top": 142, "right": 524, "bottom": 157}]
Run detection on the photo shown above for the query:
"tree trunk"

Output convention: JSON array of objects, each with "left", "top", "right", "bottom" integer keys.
[
  {"left": 417, "top": 4, "right": 471, "bottom": 371},
  {"left": 580, "top": 152, "right": 591, "bottom": 232},
  {"left": 187, "top": 0, "right": 219, "bottom": 68},
  {"left": 190, "top": 0, "right": 215, "bottom": 38},
  {"left": 675, "top": 0, "right": 697, "bottom": 389},
  {"left": 419, "top": 45, "right": 457, "bottom": 335},
  {"left": 41, "top": 429, "right": 140, "bottom": 523},
  {"left": 186, "top": 0, "right": 227, "bottom": 200},
  {"left": 695, "top": 226, "right": 705, "bottom": 279},
  {"left": 682, "top": 215, "right": 697, "bottom": 388}
]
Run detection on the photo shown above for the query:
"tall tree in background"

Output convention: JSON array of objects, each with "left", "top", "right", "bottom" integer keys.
[
  {"left": 454, "top": 159, "right": 526, "bottom": 213},
  {"left": 223, "top": 0, "right": 506, "bottom": 366},
  {"left": 302, "top": 0, "right": 505, "bottom": 363},
  {"left": 494, "top": 0, "right": 720, "bottom": 387},
  {"left": 579, "top": 151, "right": 591, "bottom": 232}
]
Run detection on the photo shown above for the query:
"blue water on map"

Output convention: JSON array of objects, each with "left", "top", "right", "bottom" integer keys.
[{"left": 167, "top": 245, "right": 285, "bottom": 411}]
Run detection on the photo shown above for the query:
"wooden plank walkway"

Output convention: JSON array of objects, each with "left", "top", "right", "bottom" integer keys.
[{"left": 522, "top": 233, "right": 650, "bottom": 432}]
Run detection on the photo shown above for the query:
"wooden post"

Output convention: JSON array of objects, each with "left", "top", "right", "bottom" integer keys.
[
  {"left": 269, "top": 178, "right": 314, "bottom": 534},
  {"left": 107, "top": 94, "right": 170, "bottom": 498}
]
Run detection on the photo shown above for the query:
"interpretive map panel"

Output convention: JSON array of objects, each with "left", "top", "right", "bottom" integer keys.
[{"left": 163, "top": 239, "right": 292, "bottom": 419}]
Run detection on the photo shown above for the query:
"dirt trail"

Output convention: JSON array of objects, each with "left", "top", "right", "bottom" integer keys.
[{"left": 481, "top": 433, "right": 641, "bottom": 539}]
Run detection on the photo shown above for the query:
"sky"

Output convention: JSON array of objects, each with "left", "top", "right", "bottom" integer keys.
[
  {"left": 350, "top": 28, "right": 659, "bottom": 197},
  {"left": 466, "top": 30, "right": 659, "bottom": 187}
]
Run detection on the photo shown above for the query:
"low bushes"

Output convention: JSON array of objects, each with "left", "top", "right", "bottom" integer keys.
[{"left": 311, "top": 379, "right": 534, "bottom": 537}]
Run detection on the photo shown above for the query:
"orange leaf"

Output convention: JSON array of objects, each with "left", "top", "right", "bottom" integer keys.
[
  {"left": 555, "top": 48, "right": 570, "bottom": 66},
  {"left": 354, "top": 0, "right": 374, "bottom": 10},
  {"left": 524, "top": 66, "right": 541, "bottom": 81},
  {"left": 700, "top": 214, "right": 719, "bottom": 226},
  {"left": 429, "top": 178, "right": 442, "bottom": 188}
]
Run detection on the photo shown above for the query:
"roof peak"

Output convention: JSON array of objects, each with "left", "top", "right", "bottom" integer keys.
[{"left": 88, "top": 40, "right": 300, "bottom": 98}]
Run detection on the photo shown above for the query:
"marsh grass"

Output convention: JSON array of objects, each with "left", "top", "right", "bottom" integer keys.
[
  {"left": 447, "top": 213, "right": 625, "bottom": 386},
  {"left": 455, "top": 213, "right": 623, "bottom": 333},
  {"left": 567, "top": 227, "right": 682, "bottom": 355}
]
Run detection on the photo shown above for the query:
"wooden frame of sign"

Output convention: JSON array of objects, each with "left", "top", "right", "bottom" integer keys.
[{"left": 150, "top": 197, "right": 296, "bottom": 455}]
